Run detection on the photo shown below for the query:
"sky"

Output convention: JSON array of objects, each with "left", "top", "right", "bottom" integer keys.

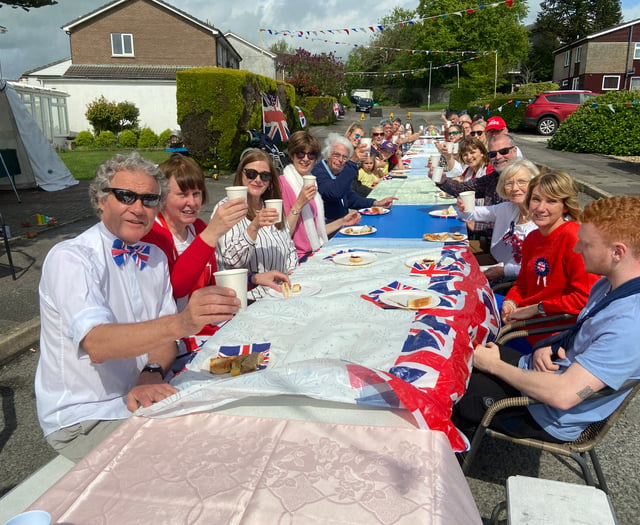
[{"left": 1, "top": 0, "right": 640, "bottom": 80}]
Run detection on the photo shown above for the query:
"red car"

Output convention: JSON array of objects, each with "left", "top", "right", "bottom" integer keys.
[{"left": 523, "top": 90, "right": 598, "bottom": 135}]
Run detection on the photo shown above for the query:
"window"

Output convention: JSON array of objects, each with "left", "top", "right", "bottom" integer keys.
[
  {"left": 564, "top": 50, "right": 571, "bottom": 67},
  {"left": 602, "top": 75, "right": 620, "bottom": 90},
  {"left": 634, "top": 43, "right": 640, "bottom": 60},
  {"left": 630, "top": 77, "right": 640, "bottom": 90},
  {"left": 571, "top": 77, "right": 579, "bottom": 89},
  {"left": 111, "top": 33, "right": 134, "bottom": 56},
  {"left": 575, "top": 46, "right": 582, "bottom": 63}
]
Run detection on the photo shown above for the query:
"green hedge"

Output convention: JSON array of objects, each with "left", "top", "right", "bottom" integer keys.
[
  {"left": 176, "top": 68, "right": 297, "bottom": 170},
  {"left": 118, "top": 129, "right": 138, "bottom": 148},
  {"left": 303, "top": 96, "right": 337, "bottom": 126},
  {"left": 549, "top": 91, "right": 640, "bottom": 155}
]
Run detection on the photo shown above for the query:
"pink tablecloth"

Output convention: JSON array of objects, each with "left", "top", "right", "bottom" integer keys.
[{"left": 30, "top": 413, "right": 481, "bottom": 525}]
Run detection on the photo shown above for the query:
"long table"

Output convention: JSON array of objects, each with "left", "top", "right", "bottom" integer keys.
[{"left": 25, "top": 142, "right": 494, "bottom": 524}]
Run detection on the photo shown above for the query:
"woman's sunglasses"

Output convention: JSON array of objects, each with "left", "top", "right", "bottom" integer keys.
[
  {"left": 243, "top": 168, "right": 272, "bottom": 182},
  {"left": 294, "top": 151, "right": 317, "bottom": 161},
  {"left": 372, "top": 132, "right": 384, "bottom": 137},
  {"left": 105, "top": 187, "right": 161, "bottom": 207},
  {"left": 470, "top": 131, "right": 484, "bottom": 137}
]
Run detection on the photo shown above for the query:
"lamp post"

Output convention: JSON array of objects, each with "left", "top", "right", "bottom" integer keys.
[{"left": 0, "top": 26, "right": 7, "bottom": 80}]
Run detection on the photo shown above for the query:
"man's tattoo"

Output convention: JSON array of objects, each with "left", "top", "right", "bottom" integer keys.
[{"left": 576, "top": 385, "right": 595, "bottom": 400}]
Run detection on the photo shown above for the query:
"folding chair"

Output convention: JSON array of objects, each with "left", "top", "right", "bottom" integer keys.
[
  {"left": 0, "top": 210, "right": 17, "bottom": 279},
  {"left": 461, "top": 379, "right": 640, "bottom": 494}
]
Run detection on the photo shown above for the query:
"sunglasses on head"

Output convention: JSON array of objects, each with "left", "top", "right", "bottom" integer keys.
[
  {"left": 294, "top": 151, "right": 317, "bottom": 161},
  {"left": 372, "top": 132, "right": 384, "bottom": 137},
  {"left": 488, "top": 146, "right": 515, "bottom": 159},
  {"left": 243, "top": 168, "right": 272, "bottom": 182},
  {"left": 470, "top": 130, "right": 484, "bottom": 137},
  {"left": 105, "top": 187, "right": 161, "bottom": 207}
]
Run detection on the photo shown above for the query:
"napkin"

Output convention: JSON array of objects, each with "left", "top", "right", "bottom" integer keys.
[
  {"left": 218, "top": 342, "right": 271, "bottom": 370},
  {"left": 361, "top": 280, "right": 418, "bottom": 309}
]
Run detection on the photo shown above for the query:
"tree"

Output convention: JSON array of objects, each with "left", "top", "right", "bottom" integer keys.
[
  {"left": 0, "top": 0, "right": 57, "bottom": 8},
  {"left": 85, "top": 96, "right": 139, "bottom": 135},
  {"left": 269, "top": 39, "right": 294, "bottom": 56},
  {"left": 281, "top": 48, "right": 345, "bottom": 99}
]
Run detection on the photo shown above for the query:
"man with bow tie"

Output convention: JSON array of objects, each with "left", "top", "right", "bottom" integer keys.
[{"left": 35, "top": 152, "right": 240, "bottom": 461}]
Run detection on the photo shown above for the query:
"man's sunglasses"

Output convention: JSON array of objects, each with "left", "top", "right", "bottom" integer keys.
[
  {"left": 488, "top": 146, "right": 515, "bottom": 159},
  {"left": 294, "top": 151, "right": 317, "bottom": 161},
  {"left": 243, "top": 168, "right": 272, "bottom": 182},
  {"left": 105, "top": 188, "right": 161, "bottom": 207},
  {"left": 470, "top": 131, "right": 484, "bottom": 137},
  {"left": 372, "top": 132, "right": 384, "bottom": 137}
]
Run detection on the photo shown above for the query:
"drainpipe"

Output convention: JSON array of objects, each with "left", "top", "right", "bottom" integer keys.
[{"left": 624, "top": 25, "right": 634, "bottom": 91}]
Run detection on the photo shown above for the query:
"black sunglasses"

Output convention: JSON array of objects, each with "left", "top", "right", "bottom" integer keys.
[
  {"left": 372, "top": 132, "right": 384, "bottom": 137},
  {"left": 243, "top": 168, "right": 272, "bottom": 182},
  {"left": 294, "top": 151, "right": 317, "bottom": 161},
  {"left": 470, "top": 131, "right": 484, "bottom": 137},
  {"left": 105, "top": 187, "right": 161, "bottom": 207},
  {"left": 488, "top": 146, "right": 515, "bottom": 159}
]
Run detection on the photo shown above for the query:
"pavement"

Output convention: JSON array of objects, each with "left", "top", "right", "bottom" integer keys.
[{"left": 2, "top": 110, "right": 640, "bottom": 523}]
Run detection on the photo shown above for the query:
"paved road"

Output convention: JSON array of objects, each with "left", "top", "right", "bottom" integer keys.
[{"left": 1, "top": 108, "right": 639, "bottom": 523}]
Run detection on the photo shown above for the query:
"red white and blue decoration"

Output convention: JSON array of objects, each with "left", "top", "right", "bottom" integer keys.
[{"left": 261, "top": 92, "right": 290, "bottom": 142}]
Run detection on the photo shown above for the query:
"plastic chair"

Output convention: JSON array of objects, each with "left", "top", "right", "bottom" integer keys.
[
  {"left": 461, "top": 379, "right": 640, "bottom": 494},
  {"left": 0, "top": 210, "right": 16, "bottom": 279}
]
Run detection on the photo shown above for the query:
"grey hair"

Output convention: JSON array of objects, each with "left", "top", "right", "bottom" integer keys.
[
  {"left": 497, "top": 158, "right": 540, "bottom": 199},
  {"left": 379, "top": 118, "right": 392, "bottom": 127},
  {"left": 89, "top": 151, "right": 168, "bottom": 216},
  {"left": 321, "top": 132, "right": 354, "bottom": 160},
  {"left": 488, "top": 133, "right": 516, "bottom": 150}
]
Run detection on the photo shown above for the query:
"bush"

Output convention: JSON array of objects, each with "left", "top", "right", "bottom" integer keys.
[
  {"left": 85, "top": 96, "right": 139, "bottom": 135},
  {"left": 158, "top": 129, "right": 172, "bottom": 147},
  {"left": 118, "top": 129, "right": 138, "bottom": 148},
  {"left": 138, "top": 127, "right": 159, "bottom": 148},
  {"left": 74, "top": 130, "right": 95, "bottom": 148},
  {"left": 94, "top": 130, "right": 117, "bottom": 148},
  {"left": 549, "top": 91, "right": 640, "bottom": 155}
]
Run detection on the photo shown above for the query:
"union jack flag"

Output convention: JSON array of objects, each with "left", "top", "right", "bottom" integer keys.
[
  {"left": 218, "top": 342, "right": 271, "bottom": 370},
  {"left": 295, "top": 105, "right": 307, "bottom": 128},
  {"left": 361, "top": 280, "right": 418, "bottom": 309},
  {"left": 111, "top": 239, "right": 150, "bottom": 270},
  {"left": 261, "top": 92, "right": 290, "bottom": 142}
]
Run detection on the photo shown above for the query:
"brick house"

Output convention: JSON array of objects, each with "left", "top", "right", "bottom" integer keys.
[
  {"left": 553, "top": 18, "right": 640, "bottom": 93},
  {"left": 22, "top": 0, "right": 241, "bottom": 134}
]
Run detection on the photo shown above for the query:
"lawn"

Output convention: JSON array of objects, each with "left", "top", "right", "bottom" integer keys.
[{"left": 57, "top": 149, "right": 175, "bottom": 180}]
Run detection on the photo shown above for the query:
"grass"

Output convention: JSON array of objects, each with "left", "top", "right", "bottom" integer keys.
[{"left": 57, "top": 149, "right": 175, "bottom": 180}]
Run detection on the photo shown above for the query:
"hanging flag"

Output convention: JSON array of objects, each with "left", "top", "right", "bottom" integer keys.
[
  {"left": 333, "top": 102, "right": 340, "bottom": 118},
  {"left": 261, "top": 92, "right": 290, "bottom": 142},
  {"left": 295, "top": 105, "right": 307, "bottom": 128}
]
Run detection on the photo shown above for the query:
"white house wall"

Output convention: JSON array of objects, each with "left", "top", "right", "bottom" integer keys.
[
  {"left": 25, "top": 77, "right": 179, "bottom": 134},
  {"left": 225, "top": 37, "right": 276, "bottom": 78}
]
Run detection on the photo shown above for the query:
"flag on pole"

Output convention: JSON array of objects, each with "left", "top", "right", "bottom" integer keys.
[
  {"left": 261, "top": 92, "right": 290, "bottom": 142},
  {"left": 295, "top": 105, "right": 307, "bottom": 128}
]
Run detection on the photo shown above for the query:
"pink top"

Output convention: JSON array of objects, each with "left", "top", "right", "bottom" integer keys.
[{"left": 280, "top": 176, "right": 319, "bottom": 259}]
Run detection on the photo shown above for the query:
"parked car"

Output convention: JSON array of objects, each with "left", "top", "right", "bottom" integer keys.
[
  {"left": 523, "top": 90, "right": 598, "bottom": 136},
  {"left": 355, "top": 97, "right": 374, "bottom": 113}
]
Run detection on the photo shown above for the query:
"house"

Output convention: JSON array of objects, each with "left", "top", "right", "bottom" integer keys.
[
  {"left": 22, "top": 0, "right": 241, "bottom": 134},
  {"left": 553, "top": 18, "right": 640, "bottom": 92},
  {"left": 224, "top": 32, "right": 277, "bottom": 79}
]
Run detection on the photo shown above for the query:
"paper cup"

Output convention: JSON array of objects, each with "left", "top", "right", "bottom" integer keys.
[
  {"left": 451, "top": 142, "right": 459, "bottom": 154},
  {"left": 431, "top": 167, "right": 444, "bottom": 183},
  {"left": 445, "top": 142, "right": 455, "bottom": 154},
  {"left": 430, "top": 153, "right": 441, "bottom": 167},
  {"left": 264, "top": 199, "right": 283, "bottom": 222},
  {"left": 302, "top": 175, "right": 316, "bottom": 187},
  {"left": 4, "top": 510, "right": 52, "bottom": 525},
  {"left": 225, "top": 186, "right": 247, "bottom": 202},
  {"left": 360, "top": 138, "right": 372, "bottom": 148},
  {"left": 459, "top": 191, "right": 476, "bottom": 212},
  {"left": 214, "top": 269, "right": 248, "bottom": 311}
]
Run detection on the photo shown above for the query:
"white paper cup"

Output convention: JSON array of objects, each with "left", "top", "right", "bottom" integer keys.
[
  {"left": 302, "top": 175, "right": 316, "bottom": 187},
  {"left": 214, "top": 269, "right": 248, "bottom": 311},
  {"left": 445, "top": 142, "right": 455, "bottom": 154},
  {"left": 360, "top": 138, "right": 372, "bottom": 148},
  {"left": 430, "top": 153, "right": 441, "bottom": 167},
  {"left": 264, "top": 199, "right": 283, "bottom": 222},
  {"left": 225, "top": 186, "right": 247, "bottom": 202},
  {"left": 451, "top": 142, "right": 459, "bottom": 154},
  {"left": 459, "top": 191, "right": 476, "bottom": 212},
  {"left": 4, "top": 510, "right": 52, "bottom": 525},
  {"left": 431, "top": 167, "right": 444, "bottom": 183}
]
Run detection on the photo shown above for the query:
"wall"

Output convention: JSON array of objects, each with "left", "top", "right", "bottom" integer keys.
[{"left": 227, "top": 37, "right": 276, "bottom": 78}]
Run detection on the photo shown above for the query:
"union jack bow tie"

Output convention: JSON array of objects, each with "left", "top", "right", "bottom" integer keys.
[{"left": 111, "top": 239, "right": 150, "bottom": 270}]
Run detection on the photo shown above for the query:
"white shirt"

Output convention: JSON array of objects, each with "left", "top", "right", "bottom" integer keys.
[
  {"left": 213, "top": 197, "right": 298, "bottom": 300},
  {"left": 35, "top": 222, "right": 176, "bottom": 436}
]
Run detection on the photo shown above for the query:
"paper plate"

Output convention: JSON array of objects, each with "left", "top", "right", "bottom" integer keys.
[
  {"left": 379, "top": 290, "right": 440, "bottom": 310},
  {"left": 339, "top": 225, "right": 377, "bottom": 236},
  {"left": 267, "top": 281, "right": 322, "bottom": 299},
  {"left": 404, "top": 252, "right": 443, "bottom": 268},
  {"left": 422, "top": 232, "right": 468, "bottom": 242},
  {"left": 359, "top": 207, "right": 390, "bottom": 216},
  {"left": 332, "top": 251, "right": 378, "bottom": 266},
  {"left": 429, "top": 208, "right": 457, "bottom": 218}
]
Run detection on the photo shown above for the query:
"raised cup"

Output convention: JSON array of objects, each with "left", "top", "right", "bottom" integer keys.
[
  {"left": 225, "top": 186, "right": 247, "bottom": 202},
  {"left": 459, "top": 191, "right": 476, "bottom": 212},
  {"left": 213, "top": 269, "right": 248, "bottom": 311}
]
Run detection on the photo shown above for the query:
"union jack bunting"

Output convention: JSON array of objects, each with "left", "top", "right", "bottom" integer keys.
[
  {"left": 295, "top": 105, "right": 307, "bottom": 128},
  {"left": 261, "top": 92, "right": 290, "bottom": 142},
  {"left": 111, "top": 239, "right": 150, "bottom": 270},
  {"left": 218, "top": 342, "right": 271, "bottom": 370}
]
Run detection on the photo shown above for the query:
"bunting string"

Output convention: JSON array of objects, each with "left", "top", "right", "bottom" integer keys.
[{"left": 259, "top": 0, "right": 514, "bottom": 37}]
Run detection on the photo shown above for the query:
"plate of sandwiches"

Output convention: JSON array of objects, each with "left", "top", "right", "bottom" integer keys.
[
  {"left": 429, "top": 205, "right": 457, "bottom": 217},
  {"left": 267, "top": 281, "right": 322, "bottom": 299},
  {"left": 332, "top": 251, "right": 378, "bottom": 266},
  {"left": 339, "top": 225, "right": 377, "bottom": 236},
  {"left": 422, "top": 232, "right": 468, "bottom": 242},
  {"left": 378, "top": 290, "right": 440, "bottom": 310},
  {"left": 359, "top": 207, "right": 390, "bottom": 216}
]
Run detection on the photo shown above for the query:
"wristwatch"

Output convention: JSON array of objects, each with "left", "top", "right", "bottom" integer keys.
[
  {"left": 291, "top": 208, "right": 300, "bottom": 215},
  {"left": 142, "top": 363, "right": 165, "bottom": 379},
  {"left": 537, "top": 302, "right": 546, "bottom": 315}
]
